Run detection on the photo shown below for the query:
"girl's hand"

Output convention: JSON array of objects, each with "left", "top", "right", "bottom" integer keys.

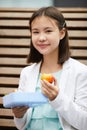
[
  {"left": 12, "top": 106, "right": 29, "bottom": 118},
  {"left": 41, "top": 76, "right": 59, "bottom": 101}
]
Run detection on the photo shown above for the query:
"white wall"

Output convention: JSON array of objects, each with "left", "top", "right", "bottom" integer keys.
[{"left": 0, "top": 0, "right": 53, "bottom": 8}]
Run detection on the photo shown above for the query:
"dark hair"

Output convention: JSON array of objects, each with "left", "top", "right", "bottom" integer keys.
[{"left": 27, "top": 6, "right": 70, "bottom": 64}]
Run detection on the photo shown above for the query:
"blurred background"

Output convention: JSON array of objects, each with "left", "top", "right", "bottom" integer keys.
[
  {"left": 0, "top": 0, "right": 87, "bottom": 8},
  {"left": 0, "top": 0, "right": 87, "bottom": 130}
]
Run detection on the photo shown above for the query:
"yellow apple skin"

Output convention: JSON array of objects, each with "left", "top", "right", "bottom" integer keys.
[{"left": 41, "top": 73, "right": 54, "bottom": 83}]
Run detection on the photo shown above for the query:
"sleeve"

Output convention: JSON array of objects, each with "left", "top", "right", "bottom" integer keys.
[
  {"left": 13, "top": 69, "right": 32, "bottom": 130},
  {"left": 18, "top": 68, "right": 27, "bottom": 91},
  {"left": 50, "top": 67, "right": 87, "bottom": 130},
  {"left": 14, "top": 108, "right": 32, "bottom": 130}
]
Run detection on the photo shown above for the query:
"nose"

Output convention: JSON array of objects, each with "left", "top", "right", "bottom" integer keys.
[{"left": 39, "top": 33, "right": 46, "bottom": 42}]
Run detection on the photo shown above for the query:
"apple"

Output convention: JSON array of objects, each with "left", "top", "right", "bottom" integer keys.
[{"left": 41, "top": 73, "right": 54, "bottom": 83}]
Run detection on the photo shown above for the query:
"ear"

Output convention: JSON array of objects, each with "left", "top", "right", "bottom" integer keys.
[{"left": 59, "top": 28, "right": 66, "bottom": 40}]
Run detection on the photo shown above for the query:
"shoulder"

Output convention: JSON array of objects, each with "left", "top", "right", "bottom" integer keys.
[
  {"left": 69, "top": 58, "right": 87, "bottom": 69},
  {"left": 66, "top": 58, "right": 87, "bottom": 74},
  {"left": 20, "top": 62, "right": 41, "bottom": 75}
]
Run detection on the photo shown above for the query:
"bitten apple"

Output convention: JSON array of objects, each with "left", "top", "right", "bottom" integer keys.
[{"left": 41, "top": 73, "right": 54, "bottom": 83}]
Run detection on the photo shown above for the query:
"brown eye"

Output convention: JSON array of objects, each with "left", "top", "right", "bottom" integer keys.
[
  {"left": 32, "top": 31, "right": 39, "bottom": 34},
  {"left": 46, "top": 30, "right": 52, "bottom": 33}
]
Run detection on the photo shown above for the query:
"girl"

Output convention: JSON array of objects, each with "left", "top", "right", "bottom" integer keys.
[{"left": 12, "top": 6, "right": 87, "bottom": 130}]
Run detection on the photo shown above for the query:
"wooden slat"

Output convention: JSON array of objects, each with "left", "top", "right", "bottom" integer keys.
[
  {"left": 0, "top": 119, "right": 15, "bottom": 127},
  {"left": 0, "top": 48, "right": 29, "bottom": 56},
  {"left": 0, "top": 29, "right": 87, "bottom": 38},
  {"left": 0, "top": 109, "right": 13, "bottom": 116},
  {"left": 63, "top": 13, "right": 87, "bottom": 19},
  {"left": 0, "top": 8, "right": 87, "bottom": 12},
  {"left": 0, "top": 12, "right": 33, "bottom": 18},
  {"left": 0, "top": 57, "right": 27, "bottom": 66},
  {"left": 0, "top": 12, "right": 87, "bottom": 19},
  {"left": 0, "top": 8, "right": 36, "bottom": 12},
  {"left": 59, "top": 8, "right": 87, "bottom": 12},
  {"left": 0, "top": 20, "right": 87, "bottom": 28},
  {"left": 71, "top": 49, "right": 87, "bottom": 57},
  {"left": 0, "top": 67, "right": 22, "bottom": 75},
  {"left": 0, "top": 38, "right": 30, "bottom": 47},
  {"left": 0, "top": 29, "right": 30, "bottom": 37},
  {"left": 68, "top": 30, "right": 87, "bottom": 38},
  {"left": 66, "top": 21, "right": 87, "bottom": 28},
  {"left": 69, "top": 40, "right": 87, "bottom": 48},
  {"left": 2, "top": 12, "right": 83, "bottom": 19},
  {"left": 1, "top": 47, "right": 87, "bottom": 57},
  {"left": 0, "top": 77, "right": 19, "bottom": 85},
  {"left": 0, "top": 39, "right": 86, "bottom": 48},
  {"left": 0, "top": 20, "right": 29, "bottom": 27},
  {"left": 0, "top": 87, "right": 15, "bottom": 95}
]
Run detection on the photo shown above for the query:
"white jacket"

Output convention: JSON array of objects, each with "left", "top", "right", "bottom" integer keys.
[{"left": 14, "top": 58, "right": 87, "bottom": 130}]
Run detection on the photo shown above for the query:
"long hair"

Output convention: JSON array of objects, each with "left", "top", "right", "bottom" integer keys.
[{"left": 27, "top": 6, "right": 70, "bottom": 64}]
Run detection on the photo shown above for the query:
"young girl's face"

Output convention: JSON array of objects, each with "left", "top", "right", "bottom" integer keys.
[{"left": 31, "top": 16, "right": 65, "bottom": 56}]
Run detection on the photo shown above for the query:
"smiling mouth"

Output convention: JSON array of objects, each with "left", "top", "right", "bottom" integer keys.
[{"left": 38, "top": 44, "right": 50, "bottom": 49}]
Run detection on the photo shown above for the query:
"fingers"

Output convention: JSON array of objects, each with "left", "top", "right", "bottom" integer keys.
[
  {"left": 41, "top": 79, "right": 53, "bottom": 91},
  {"left": 41, "top": 79, "right": 59, "bottom": 101},
  {"left": 12, "top": 106, "right": 29, "bottom": 118},
  {"left": 53, "top": 76, "right": 58, "bottom": 86}
]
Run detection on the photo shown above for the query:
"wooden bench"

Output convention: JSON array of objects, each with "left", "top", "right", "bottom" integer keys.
[{"left": 0, "top": 8, "right": 87, "bottom": 130}]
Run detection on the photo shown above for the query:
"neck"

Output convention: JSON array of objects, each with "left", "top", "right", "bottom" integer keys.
[{"left": 40, "top": 55, "right": 62, "bottom": 73}]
